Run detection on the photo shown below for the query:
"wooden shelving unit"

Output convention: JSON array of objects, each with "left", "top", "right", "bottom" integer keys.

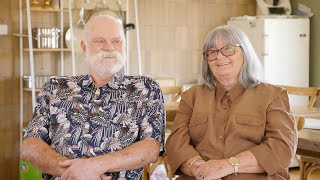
[{"left": 23, "top": 48, "right": 71, "bottom": 52}]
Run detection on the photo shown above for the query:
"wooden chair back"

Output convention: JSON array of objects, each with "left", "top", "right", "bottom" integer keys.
[
  {"left": 278, "top": 86, "right": 320, "bottom": 180},
  {"left": 277, "top": 85, "right": 320, "bottom": 131},
  {"left": 161, "top": 86, "right": 182, "bottom": 102},
  {"left": 278, "top": 85, "right": 319, "bottom": 108},
  {"left": 156, "top": 78, "right": 182, "bottom": 103},
  {"left": 160, "top": 86, "right": 182, "bottom": 131}
]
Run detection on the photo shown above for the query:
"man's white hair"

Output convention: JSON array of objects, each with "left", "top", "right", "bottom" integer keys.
[{"left": 84, "top": 12, "right": 125, "bottom": 44}]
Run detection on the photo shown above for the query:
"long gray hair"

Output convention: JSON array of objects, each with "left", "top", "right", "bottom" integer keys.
[{"left": 200, "top": 25, "right": 262, "bottom": 90}]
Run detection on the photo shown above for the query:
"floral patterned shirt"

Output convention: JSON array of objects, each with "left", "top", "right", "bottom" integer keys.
[{"left": 24, "top": 73, "right": 165, "bottom": 180}]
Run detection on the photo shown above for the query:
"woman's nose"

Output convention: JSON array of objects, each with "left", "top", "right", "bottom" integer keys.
[{"left": 216, "top": 50, "right": 225, "bottom": 60}]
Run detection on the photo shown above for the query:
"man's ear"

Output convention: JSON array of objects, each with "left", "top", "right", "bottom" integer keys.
[{"left": 81, "top": 41, "right": 87, "bottom": 55}]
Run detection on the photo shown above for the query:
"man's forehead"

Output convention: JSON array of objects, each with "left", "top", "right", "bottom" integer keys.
[
  {"left": 86, "top": 20, "right": 121, "bottom": 37},
  {"left": 86, "top": 16, "right": 121, "bottom": 29},
  {"left": 87, "top": 31, "right": 121, "bottom": 40}
]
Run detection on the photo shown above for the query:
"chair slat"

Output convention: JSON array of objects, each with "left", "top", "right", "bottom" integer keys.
[{"left": 277, "top": 85, "right": 320, "bottom": 108}]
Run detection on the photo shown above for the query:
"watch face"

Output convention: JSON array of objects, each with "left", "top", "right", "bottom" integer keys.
[{"left": 229, "top": 157, "right": 239, "bottom": 166}]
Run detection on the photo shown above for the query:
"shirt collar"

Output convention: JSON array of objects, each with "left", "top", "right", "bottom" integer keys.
[
  {"left": 107, "top": 72, "right": 124, "bottom": 89},
  {"left": 215, "top": 81, "right": 245, "bottom": 103},
  {"left": 80, "top": 74, "right": 93, "bottom": 88},
  {"left": 82, "top": 72, "right": 124, "bottom": 89}
]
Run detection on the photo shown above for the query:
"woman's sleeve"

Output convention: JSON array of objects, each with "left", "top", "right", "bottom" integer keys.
[
  {"left": 249, "top": 89, "right": 298, "bottom": 175},
  {"left": 165, "top": 90, "right": 200, "bottom": 173}
]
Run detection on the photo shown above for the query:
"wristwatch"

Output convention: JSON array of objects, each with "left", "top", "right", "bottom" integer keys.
[{"left": 229, "top": 157, "right": 240, "bottom": 176}]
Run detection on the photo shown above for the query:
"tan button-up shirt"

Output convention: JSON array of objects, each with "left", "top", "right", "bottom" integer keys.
[{"left": 166, "top": 82, "right": 297, "bottom": 180}]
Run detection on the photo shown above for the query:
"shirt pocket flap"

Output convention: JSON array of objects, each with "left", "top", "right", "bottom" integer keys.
[
  {"left": 189, "top": 113, "right": 209, "bottom": 127},
  {"left": 236, "top": 115, "right": 264, "bottom": 127}
]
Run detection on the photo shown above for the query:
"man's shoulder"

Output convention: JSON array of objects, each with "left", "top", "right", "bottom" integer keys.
[
  {"left": 122, "top": 75, "right": 159, "bottom": 87},
  {"left": 44, "top": 74, "right": 90, "bottom": 89},
  {"left": 49, "top": 74, "right": 89, "bottom": 83},
  {"left": 123, "top": 75, "right": 156, "bottom": 81}
]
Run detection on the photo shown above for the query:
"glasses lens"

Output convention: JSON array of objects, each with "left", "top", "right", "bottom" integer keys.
[
  {"left": 204, "top": 45, "right": 238, "bottom": 61},
  {"left": 204, "top": 50, "right": 218, "bottom": 61},
  {"left": 221, "top": 45, "right": 236, "bottom": 56}
]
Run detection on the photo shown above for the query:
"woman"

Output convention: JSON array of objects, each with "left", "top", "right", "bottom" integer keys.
[{"left": 166, "top": 25, "right": 297, "bottom": 180}]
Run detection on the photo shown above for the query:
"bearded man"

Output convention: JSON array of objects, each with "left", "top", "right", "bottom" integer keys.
[{"left": 21, "top": 15, "right": 165, "bottom": 180}]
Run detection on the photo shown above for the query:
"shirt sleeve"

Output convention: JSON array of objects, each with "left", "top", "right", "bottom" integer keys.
[
  {"left": 23, "top": 81, "right": 52, "bottom": 144},
  {"left": 165, "top": 90, "right": 201, "bottom": 174},
  {"left": 138, "top": 80, "right": 166, "bottom": 154},
  {"left": 249, "top": 89, "right": 298, "bottom": 175}
]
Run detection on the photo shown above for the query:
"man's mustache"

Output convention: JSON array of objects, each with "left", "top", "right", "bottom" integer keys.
[{"left": 98, "top": 51, "right": 120, "bottom": 59}]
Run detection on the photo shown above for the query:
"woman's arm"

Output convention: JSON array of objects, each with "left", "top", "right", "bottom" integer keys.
[
  {"left": 166, "top": 88, "right": 203, "bottom": 174},
  {"left": 235, "top": 151, "right": 265, "bottom": 174},
  {"left": 249, "top": 89, "right": 297, "bottom": 175},
  {"left": 180, "top": 156, "right": 205, "bottom": 176},
  {"left": 193, "top": 151, "right": 264, "bottom": 180}
]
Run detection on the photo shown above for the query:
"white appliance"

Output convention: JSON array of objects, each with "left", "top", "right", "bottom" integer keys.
[{"left": 227, "top": 16, "right": 310, "bottom": 106}]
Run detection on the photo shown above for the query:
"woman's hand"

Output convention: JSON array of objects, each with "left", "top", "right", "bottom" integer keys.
[
  {"left": 189, "top": 159, "right": 206, "bottom": 178},
  {"left": 192, "top": 159, "right": 232, "bottom": 180}
]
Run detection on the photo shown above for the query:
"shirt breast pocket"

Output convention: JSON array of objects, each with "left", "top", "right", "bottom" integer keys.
[
  {"left": 189, "top": 113, "right": 209, "bottom": 144},
  {"left": 236, "top": 115, "right": 265, "bottom": 143}
]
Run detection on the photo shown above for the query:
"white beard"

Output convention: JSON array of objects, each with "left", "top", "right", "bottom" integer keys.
[{"left": 85, "top": 49, "right": 126, "bottom": 77}]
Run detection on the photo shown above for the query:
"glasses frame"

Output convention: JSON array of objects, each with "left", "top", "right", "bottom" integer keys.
[{"left": 203, "top": 44, "right": 241, "bottom": 62}]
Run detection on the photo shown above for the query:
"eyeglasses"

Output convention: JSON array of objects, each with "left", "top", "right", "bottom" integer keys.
[
  {"left": 203, "top": 44, "right": 241, "bottom": 61},
  {"left": 91, "top": 37, "right": 122, "bottom": 47}
]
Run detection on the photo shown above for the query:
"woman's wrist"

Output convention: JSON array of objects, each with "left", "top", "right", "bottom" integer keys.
[
  {"left": 189, "top": 158, "right": 202, "bottom": 169},
  {"left": 190, "top": 159, "right": 206, "bottom": 177}
]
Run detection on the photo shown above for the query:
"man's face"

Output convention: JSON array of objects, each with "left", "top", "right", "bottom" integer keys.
[{"left": 82, "top": 17, "right": 126, "bottom": 77}]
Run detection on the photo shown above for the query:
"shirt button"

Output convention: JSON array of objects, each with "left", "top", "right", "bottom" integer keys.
[
  {"left": 217, "top": 152, "right": 222, "bottom": 156},
  {"left": 218, "top": 135, "right": 223, "bottom": 139}
]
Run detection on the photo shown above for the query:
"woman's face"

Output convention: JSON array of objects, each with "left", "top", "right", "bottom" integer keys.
[{"left": 207, "top": 36, "right": 244, "bottom": 82}]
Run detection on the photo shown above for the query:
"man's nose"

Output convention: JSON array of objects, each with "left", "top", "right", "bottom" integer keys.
[{"left": 102, "top": 41, "right": 115, "bottom": 51}]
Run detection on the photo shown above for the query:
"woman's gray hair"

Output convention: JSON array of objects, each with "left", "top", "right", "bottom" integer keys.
[{"left": 200, "top": 25, "right": 262, "bottom": 90}]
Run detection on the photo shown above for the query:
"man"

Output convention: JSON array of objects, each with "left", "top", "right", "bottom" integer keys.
[{"left": 21, "top": 14, "right": 165, "bottom": 180}]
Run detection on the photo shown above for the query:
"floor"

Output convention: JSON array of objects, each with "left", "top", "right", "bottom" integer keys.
[{"left": 289, "top": 168, "right": 320, "bottom": 180}]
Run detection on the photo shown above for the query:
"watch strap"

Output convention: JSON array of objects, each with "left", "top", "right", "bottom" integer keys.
[{"left": 234, "top": 165, "right": 238, "bottom": 175}]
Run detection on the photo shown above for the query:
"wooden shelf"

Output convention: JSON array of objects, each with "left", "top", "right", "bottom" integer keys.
[
  {"left": 27, "top": 8, "right": 93, "bottom": 12},
  {"left": 23, "top": 48, "right": 71, "bottom": 52},
  {"left": 27, "top": 8, "right": 63, "bottom": 12},
  {"left": 23, "top": 88, "right": 41, "bottom": 92}
]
